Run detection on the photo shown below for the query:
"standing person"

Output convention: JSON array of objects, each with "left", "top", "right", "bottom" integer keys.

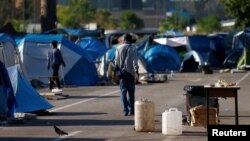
[
  {"left": 47, "top": 40, "right": 66, "bottom": 90},
  {"left": 114, "top": 33, "right": 139, "bottom": 116}
]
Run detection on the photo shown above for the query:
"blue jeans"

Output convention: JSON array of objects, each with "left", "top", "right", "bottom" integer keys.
[{"left": 119, "top": 79, "right": 135, "bottom": 114}]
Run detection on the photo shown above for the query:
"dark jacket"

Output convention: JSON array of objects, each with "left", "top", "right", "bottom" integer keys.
[{"left": 47, "top": 48, "right": 66, "bottom": 69}]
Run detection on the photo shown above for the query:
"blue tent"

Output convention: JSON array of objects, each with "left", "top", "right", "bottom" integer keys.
[
  {"left": 237, "top": 27, "right": 250, "bottom": 49},
  {"left": 188, "top": 35, "right": 221, "bottom": 67},
  {"left": 7, "top": 65, "right": 53, "bottom": 113},
  {"left": 106, "top": 46, "right": 117, "bottom": 62},
  {"left": 0, "top": 33, "right": 17, "bottom": 46},
  {"left": 231, "top": 28, "right": 250, "bottom": 68},
  {"left": 223, "top": 49, "right": 243, "bottom": 69},
  {"left": 0, "top": 61, "right": 15, "bottom": 118},
  {"left": 180, "top": 51, "right": 203, "bottom": 72},
  {"left": 143, "top": 44, "right": 181, "bottom": 73},
  {"left": 76, "top": 37, "right": 107, "bottom": 61},
  {"left": 208, "top": 34, "right": 227, "bottom": 66},
  {"left": 16, "top": 34, "right": 100, "bottom": 86}
]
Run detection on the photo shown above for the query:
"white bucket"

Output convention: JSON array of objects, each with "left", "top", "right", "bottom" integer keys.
[
  {"left": 134, "top": 99, "right": 155, "bottom": 132},
  {"left": 162, "top": 108, "right": 182, "bottom": 135}
]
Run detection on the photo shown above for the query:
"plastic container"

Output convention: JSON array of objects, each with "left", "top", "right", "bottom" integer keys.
[
  {"left": 134, "top": 99, "right": 155, "bottom": 132},
  {"left": 162, "top": 108, "right": 182, "bottom": 135}
]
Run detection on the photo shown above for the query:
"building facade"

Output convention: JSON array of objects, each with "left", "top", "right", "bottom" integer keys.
[{"left": 89, "top": 0, "right": 225, "bottom": 29}]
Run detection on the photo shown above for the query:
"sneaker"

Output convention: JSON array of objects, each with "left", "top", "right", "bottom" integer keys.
[
  {"left": 129, "top": 112, "right": 134, "bottom": 116},
  {"left": 52, "top": 88, "right": 63, "bottom": 93},
  {"left": 124, "top": 112, "right": 128, "bottom": 116}
]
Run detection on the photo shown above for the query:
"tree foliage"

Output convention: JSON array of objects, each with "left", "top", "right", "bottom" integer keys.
[
  {"left": 159, "top": 13, "right": 189, "bottom": 32},
  {"left": 0, "top": 0, "right": 30, "bottom": 32},
  {"left": 120, "top": 10, "right": 144, "bottom": 30},
  {"left": 159, "top": 22, "right": 175, "bottom": 33},
  {"left": 196, "top": 14, "right": 221, "bottom": 34},
  {"left": 220, "top": 0, "right": 250, "bottom": 29},
  {"left": 95, "top": 9, "right": 118, "bottom": 29},
  {"left": 57, "top": 0, "right": 96, "bottom": 28}
]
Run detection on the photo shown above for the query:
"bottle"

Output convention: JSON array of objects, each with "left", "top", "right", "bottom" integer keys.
[
  {"left": 168, "top": 70, "right": 174, "bottom": 80},
  {"left": 170, "top": 70, "right": 174, "bottom": 77}
]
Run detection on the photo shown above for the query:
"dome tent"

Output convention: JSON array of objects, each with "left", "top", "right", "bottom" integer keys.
[{"left": 17, "top": 34, "right": 100, "bottom": 86}]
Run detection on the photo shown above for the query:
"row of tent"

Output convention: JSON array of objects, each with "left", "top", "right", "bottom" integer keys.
[
  {"left": 133, "top": 28, "right": 250, "bottom": 73},
  {"left": 1, "top": 27, "right": 250, "bottom": 118},
  {"left": 93, "top": 28, "right": 250, "bottom": 77},
  {"left": 101, "top": 33, "right": 225, "bottom": 74}
]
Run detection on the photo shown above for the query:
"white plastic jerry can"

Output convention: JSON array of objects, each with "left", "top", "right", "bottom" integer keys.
[
  {"left": 162, "top": 108, "right": 182, "bottom": 135},
  {"left": 134, "top": 99, "right": 155, "bottom": 132}
]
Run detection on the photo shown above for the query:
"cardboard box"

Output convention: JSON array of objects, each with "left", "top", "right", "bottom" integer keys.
[{"left": 190, "top": 105, "right": 217, "bottom": 127}]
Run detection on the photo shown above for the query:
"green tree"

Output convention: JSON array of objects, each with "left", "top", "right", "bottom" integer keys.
[
  {"left": 120, "top": 10, "right": 144, "bottom": 30},
  {"left": 57, "top": 0, "right": 96, "bottom": 28},
  {"left": 12, "top": 19, "right": 28, "bottom": 32},
  {"left": 220, "top": 0, "right": 250, "bottom": 29},
  {"left": 159, "top": 21, "right": 175, "bottom": 33},
  {"left": 95, "top": 9, "right": 118, "bottom": 30},
  {"left": 159, "top": 13, "right": 189, "bottom": 32},
  {"left": 196, "top": 14, "right": 221, "bottom": 34}
]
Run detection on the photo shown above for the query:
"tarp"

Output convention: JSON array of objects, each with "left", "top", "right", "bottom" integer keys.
[
  {"left": 154, "top": 36, "right": 188, "bottom": 47},
  {"left": 76, "top": 37, "right": 107, "bottom": 61},
  {"left": 16, "top": 34, "right": 100, "bottom": 86},
  {"left": 143, "top": 44, "right": 181, "bottom": 73},
  {"left": 188, "top": 35, "right": 214, "bottom": 53}
]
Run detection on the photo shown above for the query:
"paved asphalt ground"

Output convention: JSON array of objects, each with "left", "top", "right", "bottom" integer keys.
[{"left": 1, "top": 70, "right": 250, "bottom": 141}]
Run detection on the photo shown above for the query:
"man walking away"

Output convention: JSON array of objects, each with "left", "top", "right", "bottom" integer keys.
[
  {"left": 47, "top": 40, "right": 66, "bottom": 90},
  {"left": 114, "top": 33, "right": 139, "bottom": 116}
]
